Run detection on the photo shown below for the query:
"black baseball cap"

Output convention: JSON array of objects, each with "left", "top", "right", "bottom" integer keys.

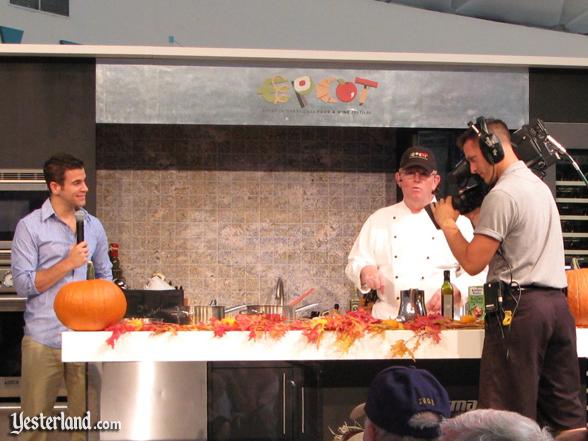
[{"left": 399, "top": 147, "right": 438, "bottom": 172}]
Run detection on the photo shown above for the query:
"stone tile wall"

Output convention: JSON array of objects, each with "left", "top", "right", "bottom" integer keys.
[{"left": 96, "top": 124, "right": 397, "bottom": 311}]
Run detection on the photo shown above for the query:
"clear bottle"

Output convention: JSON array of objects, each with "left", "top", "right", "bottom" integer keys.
[{"left": 441, "top": 270, "right": 454, "bottom": 320}]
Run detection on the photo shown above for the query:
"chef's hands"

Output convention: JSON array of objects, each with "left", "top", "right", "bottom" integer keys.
[
  {"left": 426, "top": 285, "right": 462, "bottom": 314},
  {"left": 431, "top": 196, "right": 460, "bottom": 231},
  {"left": 360, "top": 265, "right": 384, "bottom": 291},
  {"left": 426, "top": 290, "right": 442, "bottom": 313}
]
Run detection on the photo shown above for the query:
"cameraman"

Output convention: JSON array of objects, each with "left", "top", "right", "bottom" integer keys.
[{"left": 431, "top": 119, "right": 585, "bottom": 433}]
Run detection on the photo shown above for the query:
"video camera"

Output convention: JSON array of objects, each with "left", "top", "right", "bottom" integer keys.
[
  {"left": 446, "top": 118, "right": 562, "bottom": 215},
  {"left": 446, "top": 159, "right": 489, "bottom": 215}
]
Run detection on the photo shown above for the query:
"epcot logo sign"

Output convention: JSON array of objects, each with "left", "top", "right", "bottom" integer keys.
[{"left": 257, "top": 74, "right": 379, "bottom": 108}]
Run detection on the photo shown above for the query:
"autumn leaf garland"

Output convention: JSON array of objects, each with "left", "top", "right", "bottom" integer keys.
[{"left": 103, "top": 310, "right": 482, "bottom": 359}]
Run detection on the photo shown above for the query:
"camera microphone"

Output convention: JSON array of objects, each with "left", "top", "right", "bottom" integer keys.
[
  {"left": 74, "top": 210, "right": 85, "bottom": 244},
  {"left": 546, "top": 134, "right": 567, "bottom": 156}
]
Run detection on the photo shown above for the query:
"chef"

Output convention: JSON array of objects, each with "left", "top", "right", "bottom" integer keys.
[{"left": 345, "top": 146, "right": 486, "bottom": 319}]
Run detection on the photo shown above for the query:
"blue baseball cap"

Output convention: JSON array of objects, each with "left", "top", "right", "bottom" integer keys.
[{"left": 364, "top": 366, "right": 450, "bottom": 439}]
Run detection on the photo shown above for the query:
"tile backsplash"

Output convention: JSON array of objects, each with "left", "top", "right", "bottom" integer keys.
[{"left": 96, "top": 124, "right": 397, "bottom": 310}]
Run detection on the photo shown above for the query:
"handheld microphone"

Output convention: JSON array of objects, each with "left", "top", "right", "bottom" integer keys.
[{"left": 74, "top": 210, "right": 85, "bottom": 244}]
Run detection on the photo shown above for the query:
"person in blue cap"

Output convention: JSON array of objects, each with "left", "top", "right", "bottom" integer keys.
[{"left": 356, "top": 366, "right": 451, "bottom": 441}]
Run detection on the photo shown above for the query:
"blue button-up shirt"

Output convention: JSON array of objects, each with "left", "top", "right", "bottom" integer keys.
[{"left": 11, "top": 199, "right": 113, "bottom": 348}]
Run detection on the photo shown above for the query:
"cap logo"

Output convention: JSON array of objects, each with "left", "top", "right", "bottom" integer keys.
[
  {"left": 409, "top": 151, "right": 429, "bottom": 160},
  {"left": 417, "top": 397, "right": 436, "bottom": 406}
]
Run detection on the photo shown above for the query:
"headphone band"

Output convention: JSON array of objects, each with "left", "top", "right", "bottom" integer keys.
[{"left": 468, "top": 116, "right": 505, "bottom": 164}]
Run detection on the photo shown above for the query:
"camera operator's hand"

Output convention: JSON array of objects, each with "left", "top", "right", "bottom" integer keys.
[
  {"left": 431, "top": 196, "right": 460, "bottom": 231},
  {"left": 464, "top": 208, "right": 481, "bottom": 227},
  {"left": 360, "top": 265, "right": 384, "bottom": 291}
]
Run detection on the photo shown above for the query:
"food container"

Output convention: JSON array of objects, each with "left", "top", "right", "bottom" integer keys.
[
  {"left": 185, "top": 305, "right": 226, "bottom": 323},
  {"left": 396, "top": 289, "right": 426, "bottom": 322},
  {"left": 243, "top": 303, "right": 320, "bottom": 320},
  {"left": 245, "top": 304, "right": 295, "bottom": 319}
]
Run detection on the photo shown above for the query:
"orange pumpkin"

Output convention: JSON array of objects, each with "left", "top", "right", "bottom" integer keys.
[
  {"left": 54, "top": 279, "right": 127, "bottom": 331},
  {"left": 566, "top": 267, "right": 588, "bottom": 327}
]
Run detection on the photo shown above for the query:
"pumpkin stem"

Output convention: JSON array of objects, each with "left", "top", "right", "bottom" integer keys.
[
  {"left": 87, "top": 261, "right": 95, "bottom": 280},
  {"left": 571, "top": 257, "right": 581, "bottom": 270}
]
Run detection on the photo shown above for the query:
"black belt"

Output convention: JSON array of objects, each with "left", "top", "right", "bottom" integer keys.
[{"left": 519, "top": 285, "right": 565, "bottom": 293}]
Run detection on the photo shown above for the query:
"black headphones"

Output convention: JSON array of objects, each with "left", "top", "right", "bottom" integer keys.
[{"left": 468, "top": 116, "right": 504, "bottom": 164}]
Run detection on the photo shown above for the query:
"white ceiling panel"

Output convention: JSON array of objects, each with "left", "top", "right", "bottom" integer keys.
[
  {"left": 377, "top": 0, "right": 588, "bottom": 34},
  {"left": 382, "top": 0, "right": 454, "bottom": 11},
  {"left": 455, "top": 0, "right": 564, "bottom": 28},
  {"left": 562, "top": 0, "right": 588, "bottom": 31}
]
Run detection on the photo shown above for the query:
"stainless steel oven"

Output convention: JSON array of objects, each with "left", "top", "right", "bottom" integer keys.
[
  {"left": 0, "top": 167, "right": 47, "bottom": 397},
  {"left": 0, "top": 276, "right": 27, "bottom": 437},
  {"left": 0, "top": 169, "right": 69, "bottom": 437},
  {"left": 0, "top": 168, "right": 46, "bottom": 393},
  {"left": 0, "top": 168, "right": 48, "bottom": 251},
  {"left": 0, "top": 168, "right": 46, "bottom": 395},
  {"left": 0, "top": 295, "right": 26, "bottom": 391}
]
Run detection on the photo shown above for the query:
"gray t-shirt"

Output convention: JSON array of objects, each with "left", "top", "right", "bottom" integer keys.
[{"left": 475, "top": 161, "right": 567, "bottom": 288}]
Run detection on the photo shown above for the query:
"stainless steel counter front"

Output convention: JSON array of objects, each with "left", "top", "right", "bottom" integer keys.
[
  {"left": 68, "top": 329, "right": 587, "bottom": 441},
  {"left": 98, "top": 362, "right": 207, "bottom": 441}
]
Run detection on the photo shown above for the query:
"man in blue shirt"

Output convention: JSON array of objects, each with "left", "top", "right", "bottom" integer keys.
[{"left": 11, "top": 153, "right": 112, "bottom": 441}]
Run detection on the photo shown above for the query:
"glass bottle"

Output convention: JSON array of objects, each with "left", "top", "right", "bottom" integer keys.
[
  {"left": 441, "top": 270, "right": 454, "bottom": 320},
  {"left": 109, "top": 243, "right": 127, "bottom": 289},
  {"left": 349, "top": 290, "right": 361, "bottom": 312}
]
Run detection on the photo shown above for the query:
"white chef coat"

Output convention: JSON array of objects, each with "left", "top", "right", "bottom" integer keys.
[{"left": 345, "top": 200, "right": 487, "bottom": 319}]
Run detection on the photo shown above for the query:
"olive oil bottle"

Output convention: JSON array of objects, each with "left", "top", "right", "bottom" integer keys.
[
  {"left": 349, "top": 290, "right": 361, "bottom": 312},
  {"left": 441, "top": 270, "right": 454, "bottom": 320}
]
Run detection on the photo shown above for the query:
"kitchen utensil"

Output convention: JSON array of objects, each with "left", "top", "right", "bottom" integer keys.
[
  {"left": 275, "top": 277, "right": 285, "bottom": 306},
  {"left": 396, "top": 289, "right": 427, "bottom": 322},
  {"left": 170, "top": 303, "right": 248, "bottom": 324},
  {"left": 287, "top": 288, "right": 315, "bottom": 307},
  {"left": 293, "top": 302, "right": 320, "bottom": 315},
  {"left": 225, "top": 304, "right": 247, "bottom": 315}
]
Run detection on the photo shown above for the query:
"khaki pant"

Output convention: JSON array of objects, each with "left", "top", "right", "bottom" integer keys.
[{"left": 20, "top": 336, "right": 87, "bottom": 441}]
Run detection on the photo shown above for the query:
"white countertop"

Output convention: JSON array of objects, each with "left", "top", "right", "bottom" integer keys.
[{"left": 61, "top": 328, "right": 588, "bottom": 362}]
